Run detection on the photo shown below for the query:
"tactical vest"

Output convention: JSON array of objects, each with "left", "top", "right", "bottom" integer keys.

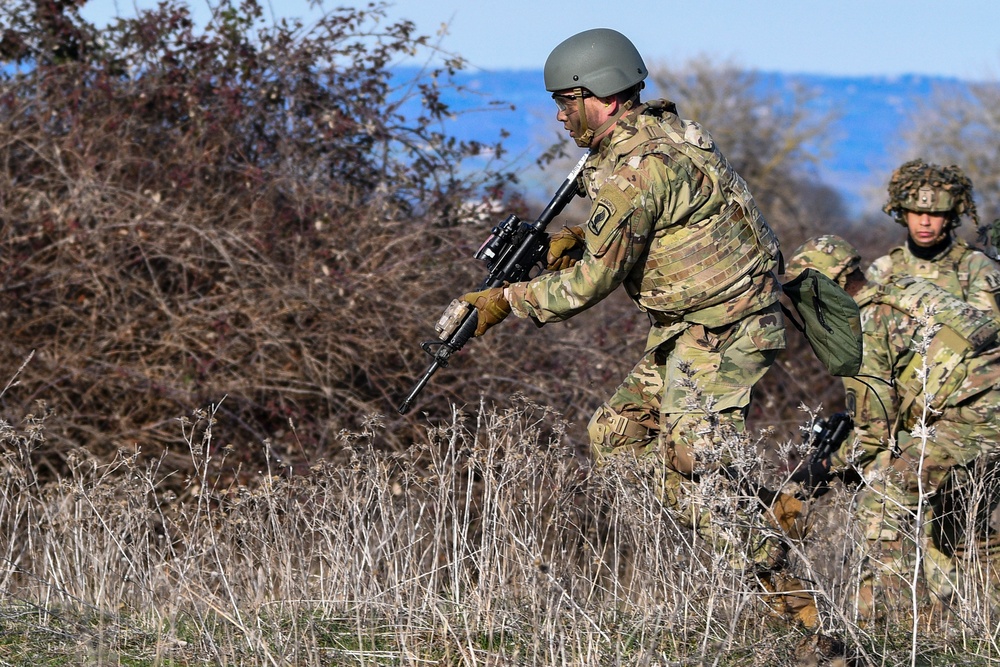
[
  {"left": 614, "top": 111, "right": 780, "bottom": 313},
  {"left": 884, "top": 240, "right": 974, "bottom": 301},
  {"left": 861, "top": 276, "right": 1000, "bottom": 418}
]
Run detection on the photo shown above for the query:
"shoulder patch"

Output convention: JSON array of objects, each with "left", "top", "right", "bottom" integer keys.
[
  {"left": 588, "top": 199, "right": 616, "bottom": 236},
  {"left": 985, "top": 270, "right": 1000, "bottom": 293},
  {"left": 844, "top": 388, "right": 856, "bottom": 416},
  {"left": 586, "top": 179, "right": 636, "bottom": 238}
]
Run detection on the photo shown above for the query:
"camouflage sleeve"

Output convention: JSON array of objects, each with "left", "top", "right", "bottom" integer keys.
[
  {"left": 506, "top": 154, "right": 705, "bottom": 323},
  {"left": 835, "top": 305, "right": 900, "bottom": 468},
  {"left": 963, "top": 251, "right": 1000, "bottom": 318},
  {"left": 865, "top": 253, "right": 895, "bottom": 285},
  {"left": 505, "top": 180, "right": 646, "bottom": 322}
]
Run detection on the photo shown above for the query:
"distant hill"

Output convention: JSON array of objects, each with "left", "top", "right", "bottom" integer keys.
[{"left": 396, "top": 67, "right": 964, "bottom": 217}]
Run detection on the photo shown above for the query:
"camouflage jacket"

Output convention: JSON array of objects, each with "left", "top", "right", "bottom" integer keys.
[
  {"left": 837, "top": 276, "right": 1000, "bottom": 468},
  {"left": 506, "top": 100, "right": 782, "bottom": 351},
  {"left": 866, "top": 237, "right": 1000, "bottom": 318}
]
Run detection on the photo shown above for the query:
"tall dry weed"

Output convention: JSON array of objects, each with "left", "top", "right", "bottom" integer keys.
[{"left": 1, "top": 398, "right": 997, "bottom": 664}]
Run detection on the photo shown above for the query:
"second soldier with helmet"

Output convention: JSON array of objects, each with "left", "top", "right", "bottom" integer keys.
[{"left": 869, "top": 158, "right": 1000, "bottom": 317}]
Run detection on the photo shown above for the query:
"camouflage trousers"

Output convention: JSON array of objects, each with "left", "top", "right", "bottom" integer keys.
[
  {"left": 587, "top": 301, "right": 785, "bottom": 466},
  {"left": 855, "top": 403, "right": 1000, "bottom": 617},
  {"left": 586, "top": 304, "right": 817, "bottom": 625}
]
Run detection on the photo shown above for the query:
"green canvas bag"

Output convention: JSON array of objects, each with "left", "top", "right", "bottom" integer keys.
[{"left": 782, "top": 268, "right": 863, "bottom": 377}]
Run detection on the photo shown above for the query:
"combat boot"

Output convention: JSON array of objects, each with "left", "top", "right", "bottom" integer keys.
[
  {"left": 794, "top": 632, "right": 851, "bottom": 666},
  {"left": 758, "top": 570, "right": 821, "bottom": 629}
]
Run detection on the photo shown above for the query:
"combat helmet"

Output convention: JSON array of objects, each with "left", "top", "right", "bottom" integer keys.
[
  {"left": 785, "top": 235, "right": 862, "bottom": 286},
  {"left": 882, "top": 158, "right": 979, "bottom": 228},
  {"left": 544, "top": 28, "right": 648, "bottom": 98}
]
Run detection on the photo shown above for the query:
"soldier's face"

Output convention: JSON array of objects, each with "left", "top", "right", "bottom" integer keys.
[
  {"left": 553, "top": 92, "right": 590, "bottom": 141},
  {"left": 904, "top": 210, "right": 949, "bottom": 247},
  {"left": 553, "top": 91, "right": 616, "bottom": 148}
]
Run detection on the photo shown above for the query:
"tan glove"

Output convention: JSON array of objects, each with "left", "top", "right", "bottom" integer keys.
[
  {"left": 546, "top": 225, "right": 585, "bottom": 271},
  {"left": 462, "top": 287, "right": 511, "bottom": 336}
]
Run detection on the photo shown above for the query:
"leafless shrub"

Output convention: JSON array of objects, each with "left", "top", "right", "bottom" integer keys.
[{"left": 0, "top": 0, "right": 535, "bottom": 476}]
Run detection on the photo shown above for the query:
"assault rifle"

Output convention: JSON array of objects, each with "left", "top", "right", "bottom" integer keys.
[
  {"left": 791, "top": 411, "right": 853, "bottom": 496},
  {"left": 397, "top": 153, "right": 589, "bottom": 415},
  {"left": 808, "top": 411, "right": 853, "bottom": 464}
]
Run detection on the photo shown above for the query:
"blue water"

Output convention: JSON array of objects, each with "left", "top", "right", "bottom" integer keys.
[{"left": 392, "top": 67, "right": 964, "bottom": 217}]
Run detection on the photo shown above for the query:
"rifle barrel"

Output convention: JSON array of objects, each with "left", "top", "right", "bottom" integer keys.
[{"left": 397, "top": 359, "right": 439, "bottom": 415}]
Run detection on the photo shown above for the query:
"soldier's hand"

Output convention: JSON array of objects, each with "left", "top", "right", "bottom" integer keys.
[
  {"left": 546, "top": 225, "right": 585, "bottom": 271},
  {"left": 789, "top": 456, "right": 833, "bottom": 497},
  {"left": 462, "top": 287, "right": 510, "bottom": 336}
]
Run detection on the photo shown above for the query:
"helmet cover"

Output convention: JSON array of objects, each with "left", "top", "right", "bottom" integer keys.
[
  {"left": 882, "top": 158, "right": 978, "bottom": 228},
  {"left": 785, "top": 234, "right": 862, "bottom": 285}
]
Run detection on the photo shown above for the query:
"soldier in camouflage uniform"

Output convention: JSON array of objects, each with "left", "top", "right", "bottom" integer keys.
[
  {"left": 462, "top": 28, "right": 821, "bottom": 628},
  {"left": 787, "top": 235, "right": 1000, "bottom": 619},
  {"left": 868, "top": 159, "right": 1000, "bottom": 318}
]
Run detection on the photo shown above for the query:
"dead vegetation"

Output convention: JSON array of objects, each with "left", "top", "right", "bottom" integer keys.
[
  {"left": 0, "top": 0, "right": 518, "bottom": 476},
  {"left": 0, "top": 398, "right": 997, "bottom": 665}
]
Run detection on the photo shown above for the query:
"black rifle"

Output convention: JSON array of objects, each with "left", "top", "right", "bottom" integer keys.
[
  {"left": 397, "top": 153, "right": 589, "bottom": 415},
  {"left": 791, "top": 411, "right": 853, "bottom": 496},
  {"left": 808, "top": 411, "right": 853, "bottom": 464}
]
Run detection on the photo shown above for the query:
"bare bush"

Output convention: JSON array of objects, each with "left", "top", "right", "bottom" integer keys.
[{"left": 0, "top": 0, "right": 533, "bottom": 474}]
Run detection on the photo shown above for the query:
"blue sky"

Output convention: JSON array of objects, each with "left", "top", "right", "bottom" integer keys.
[{"left": 81, "top": 0, "right": 1000, "bottom": 80}]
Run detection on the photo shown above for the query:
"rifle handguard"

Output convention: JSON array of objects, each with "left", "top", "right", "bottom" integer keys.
[
  {"left": 435, "top": 299, "right": 472, "bottom": 341},
  {"left": 462, "top": 287, "right": 510, "bottom": 337}
]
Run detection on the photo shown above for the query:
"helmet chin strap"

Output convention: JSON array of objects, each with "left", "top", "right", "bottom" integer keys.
[{"left": 572, "top": 87, "right": 633, "bottom": 148}]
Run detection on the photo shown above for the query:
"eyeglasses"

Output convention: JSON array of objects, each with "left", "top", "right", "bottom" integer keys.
[{"left": 552, "top": 91, "right": 593, "bottom": 112}]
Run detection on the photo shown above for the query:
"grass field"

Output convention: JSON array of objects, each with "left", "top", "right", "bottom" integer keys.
[{"left": 1, "top": 397, "right": 998, "bottom": 666}]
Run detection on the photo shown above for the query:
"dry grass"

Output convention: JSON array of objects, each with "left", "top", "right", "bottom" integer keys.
[{"left": 0, "top": 398, "right": 998, "bottom": 666}]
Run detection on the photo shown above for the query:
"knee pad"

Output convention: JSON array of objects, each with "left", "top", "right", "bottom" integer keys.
[{"left": 588, "top": 404, "right": 652, "bottom": 458}]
